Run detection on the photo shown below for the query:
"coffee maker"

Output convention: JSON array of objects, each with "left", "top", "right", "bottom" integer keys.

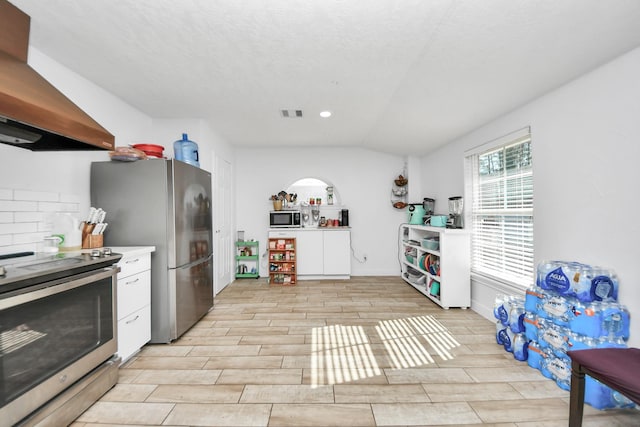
[{"left": 448, "top": 196, "right": 464, "bottom": 228}]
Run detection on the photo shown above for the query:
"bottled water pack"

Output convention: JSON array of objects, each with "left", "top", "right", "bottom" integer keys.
[
  {"left": 536, "top": 260, "right": 618, "bottom": 302},
  {"left": 525, "top": 286, "right": 629, "bottom": 340}
]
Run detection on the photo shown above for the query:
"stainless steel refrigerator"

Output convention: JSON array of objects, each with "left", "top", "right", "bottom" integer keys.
[{"left": 91, "top": 159, "right": 213, "bottom": 343}]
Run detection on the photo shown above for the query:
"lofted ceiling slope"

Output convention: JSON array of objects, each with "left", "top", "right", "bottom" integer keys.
[{"left": 9, "top": 0, "right": 640, "bottom": 155}]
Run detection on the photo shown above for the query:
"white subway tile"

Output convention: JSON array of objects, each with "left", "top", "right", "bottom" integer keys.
[
  {"left": 59, "top": 203, "right": 80, "bottom": 214},
  {"left": 0, "top": 212, "right": 13, "bottom": 223},
  {"left": 14, "top": 190, "right": 59, "bottom": 202},
  {"left": 0, "top": 189, "right": 13, "bottom": 200},
  {"left": 60, "top": 193, "right": 81, "bottom": 203},
  {"left": 0, "top": 235, "right": 12, "bottom": 247},
  {"left": 38, "top": 221, "right": 53, "bottom": 232},
  {"left": 0, "top": 200, "right": 38, "bottom": 212},
  {"left": 14, "top": 212, "right": 45, "bottom": 223},
  {"left": 13, "top": 232, "right": 46, "bottom": 244},
  {"left": 38, "top": 202, "right": 65, "bottom": 212},
  {"left": 0, "top": 222, "right": 37, "bottom": 235}
]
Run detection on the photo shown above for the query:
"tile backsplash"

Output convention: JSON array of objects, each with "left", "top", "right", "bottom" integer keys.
[{"left": 0, "top": 188, "right": 81, "bottom": 255}]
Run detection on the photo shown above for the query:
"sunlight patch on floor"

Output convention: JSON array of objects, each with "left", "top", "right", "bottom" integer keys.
[
  {"left": 311, "top": 324, "right": 380, "bottom": 387},
  {"left": 310, "top": 315, "right": 460, "bottom": 387}
]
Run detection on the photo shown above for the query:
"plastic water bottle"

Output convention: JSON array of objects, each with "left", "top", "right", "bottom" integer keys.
[
  {"left": 494, "top": 294, "right": 510, "bottom": 325},
  {"left": 525, "top": 286, "right": 543, "bottom": 314},
  {"left": 601, "top": 303, "right": 630, "bottom": 340},
  {"left": 503, "top": 327, "right": 516, "bottom": 352},
  {"left": 509, "top": 304, "right": 526, "bottom": 333},
  {"left": 612, "top": 391, "right": 636, "bottom": 409},
  {"left": 173, "top": 133, "right": 200, "bottom": 167},
  {"left": 526, "top": 340, "right": 546, "bottom": 370},
  {"left": 496, "top": 321, "right": 509, "bottom": 346},
  {"left": 513, "top": 333, "right": 529, "bottom": 361}
]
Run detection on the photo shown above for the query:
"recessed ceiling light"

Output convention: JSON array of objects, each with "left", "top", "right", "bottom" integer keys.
[{"left": 320, "top": 111, "right": 332, "bottom": 118}]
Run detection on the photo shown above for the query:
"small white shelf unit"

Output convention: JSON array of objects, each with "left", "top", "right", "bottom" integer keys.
[{"left": 399, "top": 224, "right": 470, "bottom": 309}]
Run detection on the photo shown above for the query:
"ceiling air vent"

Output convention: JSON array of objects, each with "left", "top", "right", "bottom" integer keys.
[{"left": 281, "top": 109, "right": 303, "bottom": 118}]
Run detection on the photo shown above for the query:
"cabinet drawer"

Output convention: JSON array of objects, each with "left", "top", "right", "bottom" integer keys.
[
  {"left": 117, "top": 305, "right": 151, "bottom": 362},
  {"left": 117, "top": 254, "right": 151, "bottom": 279},
  {"left": 117, "top": 269, "right": 150, "bottom": 320}
]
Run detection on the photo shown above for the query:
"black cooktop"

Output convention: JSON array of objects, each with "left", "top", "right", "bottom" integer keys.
[{"left": 0, "top": 250, "right": 122, "bottom": 295}]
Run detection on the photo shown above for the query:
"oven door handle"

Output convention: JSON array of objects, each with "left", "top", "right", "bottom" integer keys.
[{"left": 0, "top": 267, "right": 118, "bottom": 310}]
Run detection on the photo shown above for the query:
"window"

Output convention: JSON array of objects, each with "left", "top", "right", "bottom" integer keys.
[{"left": 464, "top": 127, "right": 533, "bottom": 288}]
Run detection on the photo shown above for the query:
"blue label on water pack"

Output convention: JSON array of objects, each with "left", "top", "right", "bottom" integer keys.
[
  {"left": 498, "top": 329, "right": 511, "bottom": 350},
  {"left": 545, "top": 267, "right": 570, "bottom": 293},
  {"left": 591, "top": 276, "right": 613, "bottom": 301},
  {"left": 497, "top": 305, "right": 509, "bottom": 325}
]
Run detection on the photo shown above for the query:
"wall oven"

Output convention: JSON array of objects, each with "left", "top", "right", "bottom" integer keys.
[
  {"left": 270, "top": 210, "right": 301, "bottom": 228},
  {"left": 0, "top": 251, "right": 121, "bottom": 427}
]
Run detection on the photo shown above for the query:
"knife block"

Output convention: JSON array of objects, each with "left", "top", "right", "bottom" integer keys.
[{"left": 81, "top": 222, "right": 103, "bottom": 249}]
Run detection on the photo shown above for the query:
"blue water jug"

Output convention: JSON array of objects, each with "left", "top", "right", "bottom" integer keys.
[{"left": 173, "top": 133, "right": 200, "bottom": 167}]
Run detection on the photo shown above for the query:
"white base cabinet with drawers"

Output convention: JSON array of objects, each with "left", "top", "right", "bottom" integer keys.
[
  {"left": 111, "top": 246, "right": 155, "bottom": 363},
  {"left": 268, "top": 229, "right": 351, "bottom": 279},
  {"left": 399, "top": 224, "right": 470, "bottom": 309}
]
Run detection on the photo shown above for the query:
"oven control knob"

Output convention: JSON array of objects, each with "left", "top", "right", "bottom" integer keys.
[
  {"left": 90, "top": 249, "right": 102, "bottom": 258},
  {"left": 103, "top": 247, "right": 112, "bottom": 256},
  {"left": 0, "top": 265, "right": 5, "bottom": 276}
]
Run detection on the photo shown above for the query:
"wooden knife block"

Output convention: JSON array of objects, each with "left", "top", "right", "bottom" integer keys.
[{"left": 81, "top": 222, "right": 103, "bottom": 249}]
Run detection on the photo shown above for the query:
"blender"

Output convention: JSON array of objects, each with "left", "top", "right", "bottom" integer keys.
[
  {"left": 448, "top": 196, "right": 464, "bottom": 228},
  {"left": 422, "top": 198, "right": 435, "bottom": 224}
]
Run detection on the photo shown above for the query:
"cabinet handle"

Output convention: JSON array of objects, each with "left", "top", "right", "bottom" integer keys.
[
  {"left": 125, "top": 278, "right": 140, "bottom": 285},
  {"left": 125, "top": 258, "right": 140, "bottom": 264},
  {"left": 126, "top": 315, "right": 140, "bottom": 324}
]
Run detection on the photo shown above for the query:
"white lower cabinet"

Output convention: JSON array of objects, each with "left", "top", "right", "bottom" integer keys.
[
  {"left": 268, "top": 229, "right": 351, "bottom": 278},
  {"left": 323, "top": 230, "right": 351, "bottom": 275},
  {"left": 111, "top": 246, "right": 155, "bottom": 363},
  {"left": 296, "top": 231, "right": 323, "bottom": 275}
]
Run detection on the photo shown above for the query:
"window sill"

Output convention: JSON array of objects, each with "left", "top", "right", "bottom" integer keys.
[{"left": 471, "top": 271, "right": 528, "bottom": 294}]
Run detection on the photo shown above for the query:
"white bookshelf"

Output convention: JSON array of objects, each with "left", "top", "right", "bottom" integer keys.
[{"left": 399, "top": 224, "right": 470, "bottom": 309}]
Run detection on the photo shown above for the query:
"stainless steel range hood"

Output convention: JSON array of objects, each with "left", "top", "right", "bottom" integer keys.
[{"left": 0, "top": 0, "right": 114, "bottom": 151}]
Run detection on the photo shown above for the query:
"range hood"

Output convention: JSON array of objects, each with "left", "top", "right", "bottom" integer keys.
[{"left": 0, "top": 0, "right": 114, "bottom": 151}]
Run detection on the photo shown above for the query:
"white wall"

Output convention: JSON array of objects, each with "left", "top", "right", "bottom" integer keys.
[
  {"left": 421, "top": 46, "right": 640, "bottom": 347},
  {"left": 235, "top": 147, "right": 409, "bottom": 276}
]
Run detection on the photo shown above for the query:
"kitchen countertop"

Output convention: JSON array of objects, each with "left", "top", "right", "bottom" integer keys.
[
  {"left": 107, "top": 246, "right": 156, "bottom": 256},
  {"left": 269, "top": 227, "right": 351, "bottom": 231}
]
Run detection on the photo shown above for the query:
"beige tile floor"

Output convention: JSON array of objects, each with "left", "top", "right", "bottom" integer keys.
[{"left": 73, "top": 277, "right": 639, "bottom": 426}]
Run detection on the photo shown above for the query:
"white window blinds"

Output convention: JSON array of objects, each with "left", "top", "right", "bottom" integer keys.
[{"left": 465, "top": 128, "right": 533, "bottom": 288}]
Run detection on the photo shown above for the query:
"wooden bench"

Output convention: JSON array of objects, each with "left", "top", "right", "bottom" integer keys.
[{"left": 567, "top": 348, "right": 640, "bottom": 427}]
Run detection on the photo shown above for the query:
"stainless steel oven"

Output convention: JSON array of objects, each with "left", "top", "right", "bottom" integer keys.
[{"left": 0, "top": 251, "right": 121, "bottom": 427}]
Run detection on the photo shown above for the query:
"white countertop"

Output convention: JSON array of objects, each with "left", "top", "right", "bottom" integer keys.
[
  {"left": 269, "top": 227, "right": 351, "bottom": 231},
  {"left": 109, "top": 246, "right": 156, "bottom": 256}
]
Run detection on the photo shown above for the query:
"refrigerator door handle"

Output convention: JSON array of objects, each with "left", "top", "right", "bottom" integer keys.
[{"left": 177, "top": 253, "right": 213, "bottom": 270}]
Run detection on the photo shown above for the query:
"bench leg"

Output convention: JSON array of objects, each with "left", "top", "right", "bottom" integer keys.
[{"left": 569, "top": 360, "right": 586, "bottom": 427}]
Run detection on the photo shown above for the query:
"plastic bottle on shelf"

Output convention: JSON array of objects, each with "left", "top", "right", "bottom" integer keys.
[{"left": 173, "top": 133, "right": 200, "bottom": 167}]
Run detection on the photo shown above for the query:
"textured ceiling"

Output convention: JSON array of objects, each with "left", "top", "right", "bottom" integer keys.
[{"left": 10, "top": 0, "right": 640, "bottom": 155}]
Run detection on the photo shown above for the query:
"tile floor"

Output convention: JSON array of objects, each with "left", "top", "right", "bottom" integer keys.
[{"left": 73, "top": 277, "right": 638, "bottom": 426}]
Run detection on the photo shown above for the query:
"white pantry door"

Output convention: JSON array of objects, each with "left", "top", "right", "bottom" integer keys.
[{"left": 214, "top": 155, "right": 232, "bottom": 295}]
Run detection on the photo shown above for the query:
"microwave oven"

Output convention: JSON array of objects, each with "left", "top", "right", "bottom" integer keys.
[{"left": 270, "top": 210, "right": 301, "bottom": 228}]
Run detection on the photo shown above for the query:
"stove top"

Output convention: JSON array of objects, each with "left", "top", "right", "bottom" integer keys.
[{"left": 0, "top": 250, "right": 122, "bottom": 295}]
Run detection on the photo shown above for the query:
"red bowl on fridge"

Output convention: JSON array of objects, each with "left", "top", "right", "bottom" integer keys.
[{"left": 132, "top": 144, "right": 164, "bottom": 158}]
